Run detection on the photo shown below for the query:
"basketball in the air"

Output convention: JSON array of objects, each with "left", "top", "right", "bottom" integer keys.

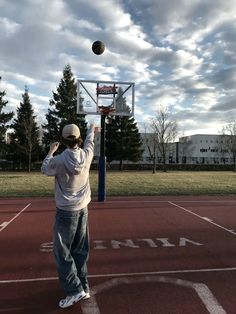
[{"left": 92, "top": 41, "right": 105, "bottom": 55}]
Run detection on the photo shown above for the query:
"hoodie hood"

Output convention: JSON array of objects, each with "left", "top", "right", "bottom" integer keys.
[{"left": 61, "top": 148, "right": 86, "bottom": 175}]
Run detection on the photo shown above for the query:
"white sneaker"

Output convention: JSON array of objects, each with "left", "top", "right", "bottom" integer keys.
[
  {"left": 83, "top": 292, "right": 90, "bottom": 300},
  {"left": 59, "top": 290, "right": 86, "bottom": 308}
]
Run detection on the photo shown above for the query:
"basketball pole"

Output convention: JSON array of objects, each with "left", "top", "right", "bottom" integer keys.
[{"left": 98, "top": 113, "right": 106, "bottom": 202}]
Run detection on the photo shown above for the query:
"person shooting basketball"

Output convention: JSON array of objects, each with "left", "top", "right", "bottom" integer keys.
[{"left": 41, "top": 123, "right": 98, "bottom": 308}]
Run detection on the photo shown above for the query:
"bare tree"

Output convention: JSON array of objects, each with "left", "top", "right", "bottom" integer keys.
[
  {"left": 150, "top": 106, "right": 178, "bottom": 172},
  {"left": 142, "top": 123, "right": 158, "bottom": 173},
  {"left": 221, "top": 120, "right": 236, "bottom": 172}
]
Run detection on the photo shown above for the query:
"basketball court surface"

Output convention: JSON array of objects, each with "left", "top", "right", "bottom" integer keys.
[{"left": 1, "top": 195, "right": 236, "bottom": 313}]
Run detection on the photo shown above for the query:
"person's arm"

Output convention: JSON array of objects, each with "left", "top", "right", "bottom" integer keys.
[
  {"left": 83, "top": 125, "right": 99, "bottom": 157},
  {"left": 41, "top": 142, "right": 60, "bottom": 176}
]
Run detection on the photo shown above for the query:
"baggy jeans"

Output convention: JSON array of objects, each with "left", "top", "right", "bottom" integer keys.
[{"left": 53, "top": 207, "right": 89, "bottom": 296}]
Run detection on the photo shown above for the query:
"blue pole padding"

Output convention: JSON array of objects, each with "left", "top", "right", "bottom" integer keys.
[{"left": 98, "top": 156, "right": 106, "bottom": 202}]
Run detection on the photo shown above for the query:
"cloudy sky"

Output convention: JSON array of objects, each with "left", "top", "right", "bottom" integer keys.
[{"left": 0, "top": 0, "right": 236, "bottom": 138}]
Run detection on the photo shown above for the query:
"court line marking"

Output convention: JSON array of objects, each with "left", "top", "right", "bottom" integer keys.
[
  {"left": 1, "top": 266, "right": 236, "bottom": 284},
  {"left": 0, "top": 203, "right": 31, "bottom": 233},
  {"left": 82, "top": 276, "right": 226, "bottom": 314},
  {"left": 168, "top": 201, "right": 236, "bottom": 236},
  {"left": 0, "top": 308, "right": 25, "bottom": 312},
  {"left": 1, "top": 199, "right": 236, "bottom": 209},
  {"left": 94, "top": 200, "right": 236, "bottom": 203}
]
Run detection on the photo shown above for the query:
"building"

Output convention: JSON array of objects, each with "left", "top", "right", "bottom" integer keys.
[
  {"left": 178, "top": 134, "right": 232, "bottom": 164},
  {"left": 93, "top": 133, "right": 233, "bottom": 165}
]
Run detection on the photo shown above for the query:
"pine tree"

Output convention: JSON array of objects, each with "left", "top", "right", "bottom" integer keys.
[
  {"left": 106, "top": 88, "right": 143, "bottom": 170},
  {"left": 10, "top": 86, "right": 40, "bottom": 171},
  {"left": 0, "top": 85, "right": 14, "bottom": 144},
  {"left": 42, "top": 64, "right": 87, "bottom": 151},
  {"left": 0, "top": 84, "right": 14, "bottom": 161}
]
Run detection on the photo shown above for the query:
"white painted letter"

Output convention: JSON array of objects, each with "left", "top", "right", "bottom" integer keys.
[
  {"left": 93, "top": 240, "right": 107, "bottom": 250},
  {"left": 40, "top": 242, "right": 53, "bottom": 252},
  {"left": 111, "top": 239, "right": 139, "bottom": 249},
  {"left": 179, "top": 237, "right": 203, "bottom": 246},
  {"left": 137, "top": 239, "right": 158, "bottom": 247},
  {"left": 156, "top": 238, "right": 175, "bottom": 247}
]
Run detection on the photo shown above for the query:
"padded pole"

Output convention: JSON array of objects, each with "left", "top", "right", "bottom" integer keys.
[{"left": 98, "top": 114, "right": 106, "bottom": 202}]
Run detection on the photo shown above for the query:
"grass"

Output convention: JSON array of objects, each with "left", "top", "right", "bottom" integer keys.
[{"left": 0, "top": 171, "right": 236, "bottom": 198}]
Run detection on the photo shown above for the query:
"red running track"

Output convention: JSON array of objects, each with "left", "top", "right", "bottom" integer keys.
[{"left": 1, "top": 195, "right": 236, "bottom": 313}]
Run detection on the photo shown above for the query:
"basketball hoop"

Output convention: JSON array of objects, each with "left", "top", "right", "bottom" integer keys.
[
  {"left": 98, "top": 105, "right": 116, "bottom": 116},
  {"left": 76, "top": 79, "right": 135, "bottom": 203}
]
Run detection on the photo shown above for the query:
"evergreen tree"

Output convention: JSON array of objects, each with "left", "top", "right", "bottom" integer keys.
[
  {"left": 10, "top": 86, "right": 40, "bottom": 171},
  {"left": 106, "top": 88, "right": 143, "bottom": 170},
  {"left": 42, "top": 64, "right": 87, "bottom": 151},
  {"left": 0, "top": 83, "right": 14, "bottom": 146}
]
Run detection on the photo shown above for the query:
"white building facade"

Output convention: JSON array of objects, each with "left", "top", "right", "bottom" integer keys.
[
  {"left": 94, "top": 133, "right": 233, "bottom": 165},
  {"left": 130, "top": 133, "right": 233, "bottom": 165},
  {"left": 178, "top": 134, "right": 232, "bottom": 164}
]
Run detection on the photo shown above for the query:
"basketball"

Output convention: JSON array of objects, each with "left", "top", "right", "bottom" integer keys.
[{"left": 92, "top": 41, "right": 105, "bottom": 55}]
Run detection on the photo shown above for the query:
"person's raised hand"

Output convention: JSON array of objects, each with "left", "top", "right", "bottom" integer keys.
[{"left": 49, "top": 142, "right": 60, "bottom": 155}]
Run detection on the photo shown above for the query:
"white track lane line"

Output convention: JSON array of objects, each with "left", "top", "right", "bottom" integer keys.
[
  {"left": 96, "top": 200, "right": 236, "bottom": 204},
  {"left": 168, "top": 201, "right": 236, "bottom": 236},
  {"left": 1, "top": 266, "right": 236, "bottom": 284},
  {"left": 0, "top": 203, "right": 31, "bottom": 233}
]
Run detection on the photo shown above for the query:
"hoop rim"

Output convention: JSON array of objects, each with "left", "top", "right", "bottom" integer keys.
[{"left": 98, "top": 105, "right": 116, "bottom": 116}]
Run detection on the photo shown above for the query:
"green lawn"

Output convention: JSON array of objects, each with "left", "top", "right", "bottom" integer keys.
[{"left": 0, "top": 171, "right": 236, "bottom": 197}]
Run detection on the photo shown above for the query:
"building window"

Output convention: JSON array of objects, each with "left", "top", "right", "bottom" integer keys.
[
  {"left": 200, "top": 148, "right": 207, "bottom": 152},
  {"left": 191, "top": 157, "right": 198, "bottom": 163}
]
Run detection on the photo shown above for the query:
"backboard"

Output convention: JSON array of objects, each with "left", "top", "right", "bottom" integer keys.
[{"left": 77, "top": 79, "right": 135, "bottom": 116}]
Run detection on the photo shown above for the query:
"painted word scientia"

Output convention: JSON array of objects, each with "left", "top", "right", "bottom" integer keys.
[
  {"left": 92, "top": 237, "right": 203, "bottom": 250},
  {"left": 40, "top": 237, "right": 202, "bottom": 252}
]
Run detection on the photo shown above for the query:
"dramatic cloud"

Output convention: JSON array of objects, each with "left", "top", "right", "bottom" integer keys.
[{"left": 0, "top": 0, "right": 236, "bottom": 137}]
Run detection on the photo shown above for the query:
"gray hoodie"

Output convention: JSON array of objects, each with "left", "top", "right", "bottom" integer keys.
[{"left": 41, "top": 127, "right": 95, "bottom": 211}]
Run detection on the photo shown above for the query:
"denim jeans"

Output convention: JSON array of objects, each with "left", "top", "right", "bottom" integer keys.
[{"left": 53, "top": 207, "right": 89, "bottom": 296}]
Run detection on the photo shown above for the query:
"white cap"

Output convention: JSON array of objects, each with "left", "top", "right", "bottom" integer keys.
[{"left": 62, "top": 124, "right": 80, "bottom": 140}]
